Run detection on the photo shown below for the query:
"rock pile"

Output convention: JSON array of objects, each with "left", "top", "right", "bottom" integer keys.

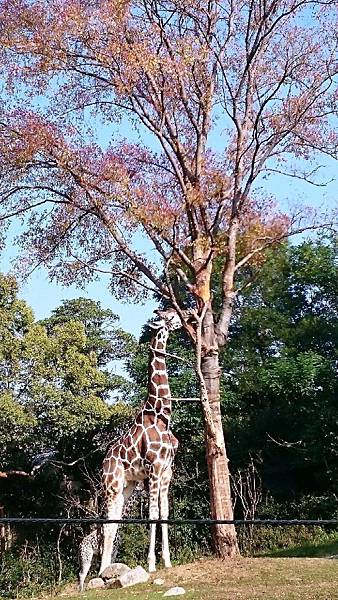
[
  {"left": 85, "top": 562, "right": 186, "bottom": 596},
  {"left": 87, "top": 562, "right": 149, "bottom": 589}
]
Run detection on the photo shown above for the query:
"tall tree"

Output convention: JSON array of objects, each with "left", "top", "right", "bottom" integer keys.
[
  {"left": 41, "top": 297, "right": 136, "bottom": 400},
  {"left": 129, "top": 236, "right": 338, "bottom": 548},
  {"left": 0, "top": 0, "right": 337, "bottom": 556}
]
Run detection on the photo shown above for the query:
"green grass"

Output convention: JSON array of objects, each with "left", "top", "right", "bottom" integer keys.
[
  {"left": 264, "top": 538, "right": 338, "bottom": 558},
  {"left": 58, "top": 557, "right": 338, "bottom": 600}
]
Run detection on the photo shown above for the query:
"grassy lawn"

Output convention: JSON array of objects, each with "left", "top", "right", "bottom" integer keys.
[{"left": 59, "top": 557, "right": 338, "bottom": 600}]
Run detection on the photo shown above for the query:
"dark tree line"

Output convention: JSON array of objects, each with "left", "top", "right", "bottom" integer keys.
[{"left": 0, "top": 235, "right": 337, "bottom": 596}]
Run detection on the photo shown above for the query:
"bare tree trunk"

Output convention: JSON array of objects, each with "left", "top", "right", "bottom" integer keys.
[{"left": 201, "top": 310, "right": 239, "bottom": 558}]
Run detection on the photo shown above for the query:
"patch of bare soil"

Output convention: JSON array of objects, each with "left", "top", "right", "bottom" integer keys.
[{"left": 58, "top": 582, "right": 79, "bottom": 596}]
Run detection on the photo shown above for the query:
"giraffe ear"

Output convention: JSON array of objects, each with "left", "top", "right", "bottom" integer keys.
[
  {"left": 181, "top": 309, "right": 198, "bottom": 322},
  {"left": 148, "top": 318, "right": 166, "bottom": 329}
]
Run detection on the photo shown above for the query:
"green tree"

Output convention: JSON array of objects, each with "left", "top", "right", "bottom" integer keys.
[
  {"left": 0, "top": 274, "right": 37, "bottom": 465},
  {"left": 223, "top": 237, "right": 338, "bottom": 516},
  {"left": 42, "top": 297, "right": 136, "bottom": 368},
  {"left": 0, "top": 280, "right": 140, "bottom": 596},
  {"left": 0, "top": 277, "right": 134, "bottom": 485}
]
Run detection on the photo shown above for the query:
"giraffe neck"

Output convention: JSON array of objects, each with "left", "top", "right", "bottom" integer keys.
[{"left": 145, "top": 327, "right": 172, "bottom": 427}]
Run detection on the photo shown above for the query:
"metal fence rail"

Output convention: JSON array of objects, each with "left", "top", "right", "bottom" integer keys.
[{"left": 1, "top": 517, "right": 338, "bottom": 525}]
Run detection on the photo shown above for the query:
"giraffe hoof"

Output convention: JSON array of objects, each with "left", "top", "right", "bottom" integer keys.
[{"left": 148, "top": 564, "right": 156, "bottom": 573}]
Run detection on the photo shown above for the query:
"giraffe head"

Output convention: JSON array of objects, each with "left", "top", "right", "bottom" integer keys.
[{"left": 149, "top": 308, "right": 196, "bottom": 331}]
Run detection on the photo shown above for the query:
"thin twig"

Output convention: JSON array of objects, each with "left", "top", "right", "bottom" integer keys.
[
  {"left": 154, "top": 349, "right": 194, "bottom": 367},
  {"left": 266, "top": 433, "right": 304, "bottom": 449}
]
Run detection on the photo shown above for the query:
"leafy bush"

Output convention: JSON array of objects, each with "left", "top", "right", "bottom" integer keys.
[
  {"left": 248, "top": 526, "right": 338, "bottom": 557},
  {"left": 117, "top": 524, "right": 149, "bottom": 568},
  {"left": 0, "top": 542, "right": 58, "bottom": 598}
]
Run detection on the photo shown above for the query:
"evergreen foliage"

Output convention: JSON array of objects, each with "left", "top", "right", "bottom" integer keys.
[{"left": 224, "top": 237, "right": 338, "bottom": 517}]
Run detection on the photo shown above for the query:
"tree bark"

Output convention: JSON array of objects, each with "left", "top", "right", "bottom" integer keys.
[{"left": 200, "top": 309, "right": 239, "bottom": 558}]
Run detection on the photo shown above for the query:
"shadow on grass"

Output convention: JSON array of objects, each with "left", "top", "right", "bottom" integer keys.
[{"left": 262, "top": 539, "right": 338, "bottom": 558}]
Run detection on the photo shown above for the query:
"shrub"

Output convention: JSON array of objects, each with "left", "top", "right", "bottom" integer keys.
[{"left": 0, "top": 539, "right": 77, "bottom": 599}]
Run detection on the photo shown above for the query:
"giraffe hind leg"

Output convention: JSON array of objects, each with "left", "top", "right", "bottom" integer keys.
[
  {"left": 108, "top": 483, "right": 135, "bottom": 564},
  {"left": 110, "top": 530, "right": 121, "bottom": 563}
]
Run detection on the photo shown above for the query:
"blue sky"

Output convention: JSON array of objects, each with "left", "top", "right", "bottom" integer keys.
[
  {"left": 2, "top": 162, "right": 335, "bottom": 340},
  {"left": 1, "top": 3, "right": 337, "bottom": 341},
  {"left": 1, "top": 111, "right": 336, "bottom": 339},
  {"left": 2, "top": 230, "right": 157, "bottom": 339}
]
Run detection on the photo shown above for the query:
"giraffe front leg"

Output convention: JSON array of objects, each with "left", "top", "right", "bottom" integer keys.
[
  {"left": 148, "top": 475, "right": 160, "bottom": 573},
  {"left": 108, "top": 482, "right": 135, "bottom": 563},
  {"left": 160, "top": 467, "right": 172, "bottom": 568},
  {"left": 99, "top": 492, "right": 124, "bottom": 576}
]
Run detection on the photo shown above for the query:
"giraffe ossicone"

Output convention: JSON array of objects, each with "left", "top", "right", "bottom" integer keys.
[{"left": 99, "top": 308, "right": 186, "bottom": 575}]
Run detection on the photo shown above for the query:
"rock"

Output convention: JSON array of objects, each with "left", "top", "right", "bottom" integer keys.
[
  {"left": 101, "top": 562, "right": 131, "bottom": 580},
  {"left": 86, "top": 577, "right": 105, "bottom": 589},
  {"left": 153, "top": 578, "right": 165, "bottom": 585},
  {"left": 108, "top": 565, "right": 150, "bottom": 588},
  {"left": 163, "top": 586, "right": 186, "bottom": 597},
  {"left": 105, "top": 580, "right": 121, "bottom": 590}
]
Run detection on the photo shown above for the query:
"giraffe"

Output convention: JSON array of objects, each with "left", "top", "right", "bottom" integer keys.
[
  {"left": 99, "top": 308, "right": 185, "bottom": 575},
  {"left": 78, "top": 482, "right": 146, "bottom": 591}
]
